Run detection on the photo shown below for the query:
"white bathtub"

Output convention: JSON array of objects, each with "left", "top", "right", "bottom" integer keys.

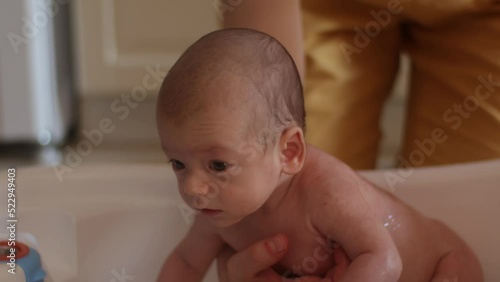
[{"left": 0, "top": 160, "right": 498, "bottom": 281}]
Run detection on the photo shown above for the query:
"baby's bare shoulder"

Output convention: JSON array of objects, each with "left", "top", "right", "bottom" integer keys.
[
  {"left": 298, "top": 146, "right": 396, "bottom": 223},
  {"left": 299, "top": 147, "right": 370, "bottom": 200}
]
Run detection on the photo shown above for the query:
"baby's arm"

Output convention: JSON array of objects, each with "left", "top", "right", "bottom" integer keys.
[
  {"left": 310, "top": 186, "right": 402, "bottom": 281},
  {"left": 157, "top": 215, "right": 225, "bottom": 282}
]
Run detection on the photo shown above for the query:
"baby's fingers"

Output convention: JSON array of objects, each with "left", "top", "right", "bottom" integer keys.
[
  {"left": 325, "top": 246, "right": 351, "bottom": 281},
  {"left": 291, "top": 276, "right": 326, "bottom": 282}
]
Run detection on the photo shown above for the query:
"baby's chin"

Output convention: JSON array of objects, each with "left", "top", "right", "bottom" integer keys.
[{"left": 207, "top": 213, "right": 246, "bottom": 229}]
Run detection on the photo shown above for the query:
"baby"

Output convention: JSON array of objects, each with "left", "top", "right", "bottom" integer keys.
[{"left": 155, "top": 28, "right": 483, "bottom": 282}]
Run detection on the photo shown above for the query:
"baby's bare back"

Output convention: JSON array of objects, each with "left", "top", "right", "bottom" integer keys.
[
  {"left": 304, "top": 146, "right": 482, "bottom": 281},
  {"left": 220, "top": 146, "right": 482, "bottom": 281},
  {"left": 374, "top": 187, "right": 464, "bottom": 281}
]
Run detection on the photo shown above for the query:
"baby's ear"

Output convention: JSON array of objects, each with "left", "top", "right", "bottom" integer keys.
[{"left": 278, "top": 127, "right": 306, "bottom": 175}]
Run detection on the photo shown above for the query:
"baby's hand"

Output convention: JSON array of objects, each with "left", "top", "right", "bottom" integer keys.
[
  {"left": 217, "top": 235, "right": 350, "bottom": 282},
  {"left": 217, "top": 234, "right": 324, "bottom": 282},
  {"left": 217, "top": 234, "right": 290, "bottom": 282},
  {"left": 283, "top": 246, "right": 350, "bottom": 282},
  {"left": 324, "top": 246, "right": 350, "bottom": 281}
]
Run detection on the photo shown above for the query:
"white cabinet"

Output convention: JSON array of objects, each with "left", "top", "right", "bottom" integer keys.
[{"left": 72, "top": 0, "right": 219, "bottom": 96}]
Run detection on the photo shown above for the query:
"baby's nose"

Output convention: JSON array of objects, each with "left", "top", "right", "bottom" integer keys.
[{"left": 183, "top": 176, "right": 210, "bottom": 197}]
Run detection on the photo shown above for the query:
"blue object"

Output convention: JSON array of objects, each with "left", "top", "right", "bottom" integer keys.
[{"left": 16, "top": 247, "right": 46, "bottom": 282}]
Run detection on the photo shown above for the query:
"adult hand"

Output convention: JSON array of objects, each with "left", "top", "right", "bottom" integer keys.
[{"left": 217, "top": 234, "right": 350, "bottom": 282}]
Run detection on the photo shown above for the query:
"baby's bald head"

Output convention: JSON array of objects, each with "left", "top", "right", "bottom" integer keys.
[{"left": 157, "top": 28, "right": 304, "bottom": 144}]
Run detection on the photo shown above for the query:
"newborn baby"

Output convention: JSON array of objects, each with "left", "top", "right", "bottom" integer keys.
[{"left": 156, "top": 28, "right": 483, "bottom": 282}]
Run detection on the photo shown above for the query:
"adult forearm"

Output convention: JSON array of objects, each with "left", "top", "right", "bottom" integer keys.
[{"left": 221, "top": 0, "right": 305, "bottom": 82}]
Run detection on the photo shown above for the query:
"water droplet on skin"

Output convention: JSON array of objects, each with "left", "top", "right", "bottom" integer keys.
[{"left": 383, "top": 214, "right": 401, "bottom": 231}]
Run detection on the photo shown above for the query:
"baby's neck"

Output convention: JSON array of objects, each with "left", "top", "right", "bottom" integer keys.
[
  {"left": 258, "top": 165, "right": 306, "bottom": 215},
  {"left": 250, "top": 144, "right": 314, "bottom": 217}
]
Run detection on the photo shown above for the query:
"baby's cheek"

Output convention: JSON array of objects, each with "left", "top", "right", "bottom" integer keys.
[{"left": 222, "top": 186, "right": 256, "bottom": 211}]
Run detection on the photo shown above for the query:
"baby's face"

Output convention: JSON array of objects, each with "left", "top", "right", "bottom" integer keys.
[{"left": 158, "top": 109, "right": 283, "bottom": 228}]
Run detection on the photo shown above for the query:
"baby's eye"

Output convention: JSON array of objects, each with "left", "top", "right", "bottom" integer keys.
[
  {"left": 210, "top": 161, "right": 229, "bottom": 172},
  {"left": 170, "top": 160, "right": 185, "bottom": 170}
]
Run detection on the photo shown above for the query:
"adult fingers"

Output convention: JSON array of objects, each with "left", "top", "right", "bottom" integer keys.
[
  {"left": 225, "top": 234, "right": 288, "bottom": 281},
  {"left": 217, "top": 245, "right": 237, "bottom": 282}
]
